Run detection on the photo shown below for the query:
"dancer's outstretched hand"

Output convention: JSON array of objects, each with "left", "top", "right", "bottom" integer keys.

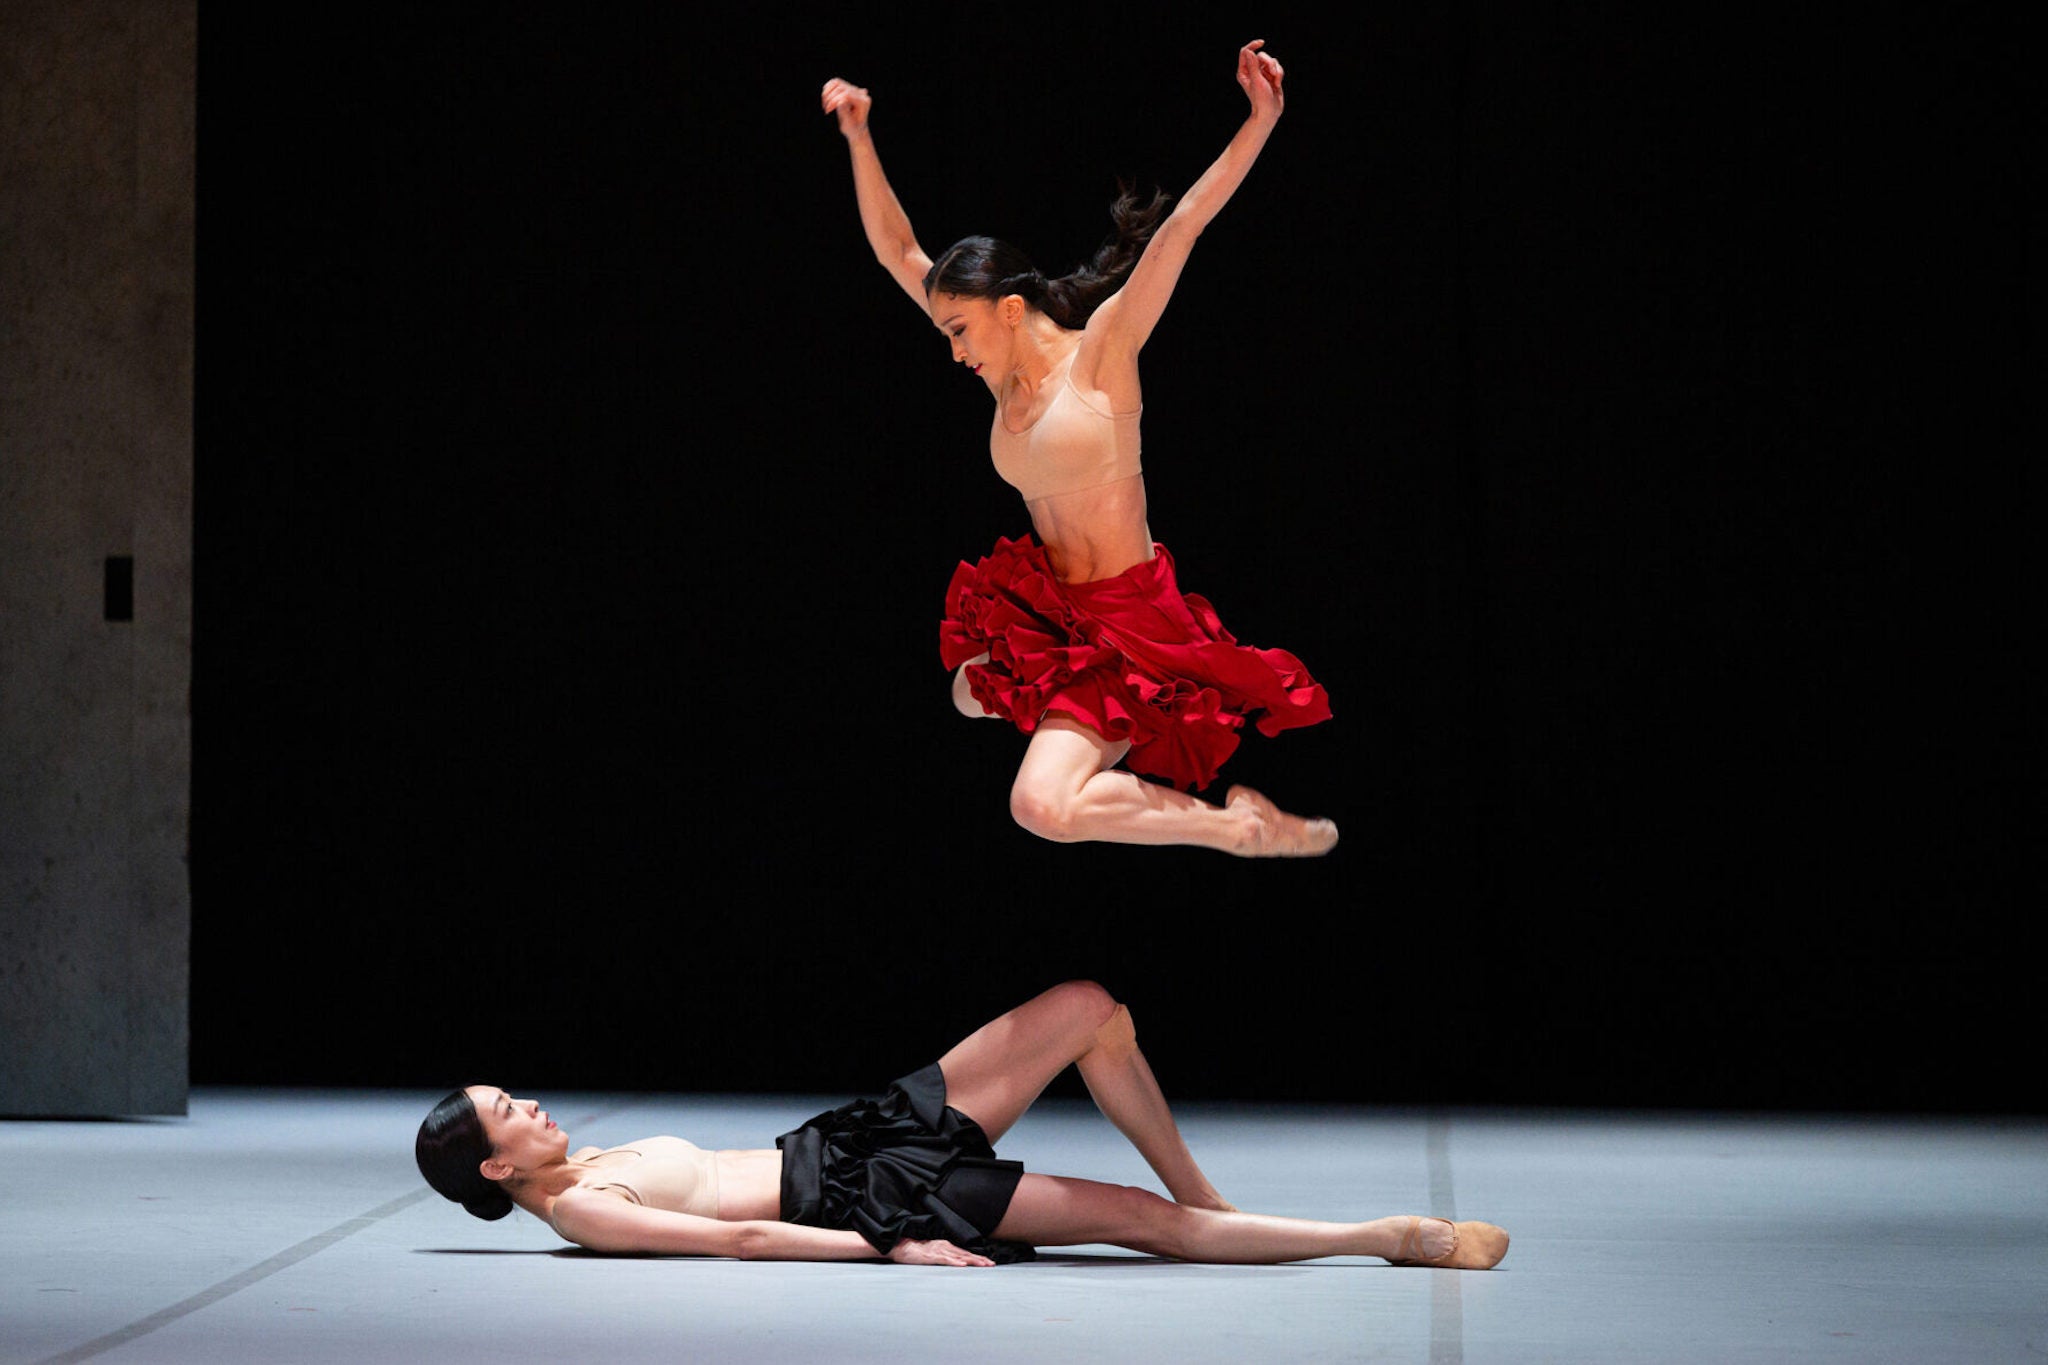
[
  {"left": 1236, "top": 39, "right": 1284, "bottom": 122},
  {"left": 821, "top": 77, "right": 872, "bottom": 137},
  {"left": 888, "top": 1237, "right": 995, "bottom": 1267}
]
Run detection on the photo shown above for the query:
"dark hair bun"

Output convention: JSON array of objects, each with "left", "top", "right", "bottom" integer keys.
[
  {"left": 417, "top": 1088, "right": 515, "bottom": 1221},
  {"left": 463, "top": 1190, "right": 515, "bottom": 1221}
]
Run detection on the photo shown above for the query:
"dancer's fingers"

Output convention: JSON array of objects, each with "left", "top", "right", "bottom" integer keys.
[{"left": 892, "top": 1237, "right": 994, "bottom": 1267}]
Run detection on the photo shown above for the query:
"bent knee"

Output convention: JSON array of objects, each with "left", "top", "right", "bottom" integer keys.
[
  {"left": 1092, "top": 1000, "right": 1137, "bottom": 1060},
  {"left": 1043, "top": 979, "right": 1120, "bottom": 1033},
  {"left": 1116, "top": 1185, "right": 1190, "bottom": 1257},
  {"left": 1009, "top": 781, "right": 1078, "bottom": 842}
]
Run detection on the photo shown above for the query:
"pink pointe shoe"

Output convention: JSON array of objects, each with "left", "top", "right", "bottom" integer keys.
[{"left": 1387, "top": 1216, "right": 1510, "bottom": 1270}]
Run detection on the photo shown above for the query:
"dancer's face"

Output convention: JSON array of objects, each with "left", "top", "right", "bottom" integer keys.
[
  {"left": 466, "top": 1085, "right": 568, "bottom": 1177},
  {"left": 930, "top": 291, "right": 1016, "bottom": 391}
]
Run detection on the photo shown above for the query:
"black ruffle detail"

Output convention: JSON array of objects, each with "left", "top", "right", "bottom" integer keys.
[{"left": 776, "top": 1063, "right": 1035, "bottom": 1263}]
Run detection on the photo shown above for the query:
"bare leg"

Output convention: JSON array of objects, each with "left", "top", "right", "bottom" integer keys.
[
  {"left": 937, "top": 981, "right": 1231, "bottom": 1209},
  {"left": 1075, "top": 1001, "right": 1233, "bottom": 1210},
  {"left": 1008, "top": 717, "right": 1337, "bottom": 857},
  {"left": 992, "top": 1175, "right": 1506, "bottom": 1268}
]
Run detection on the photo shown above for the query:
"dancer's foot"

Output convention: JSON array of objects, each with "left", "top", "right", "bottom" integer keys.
[
  {"left": 1386, "top": 1217, "right": 1510, "bottom": 1270},
  {"left": 1225, "top": 785, "right": 1339, "bottom": 857}
]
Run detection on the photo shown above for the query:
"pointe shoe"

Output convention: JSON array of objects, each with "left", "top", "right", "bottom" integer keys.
[
  {"left": 1387, "top": 1216, "right": 1510, "bottom": 1270},
  {"left": 1224, "top": 785, "right": 1339, "bottom": 857}
]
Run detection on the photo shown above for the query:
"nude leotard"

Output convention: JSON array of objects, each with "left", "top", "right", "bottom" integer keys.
[
  {"left": 989, "top": 371, "right": 1142, "bottom": 501},
  {"left": 551, "top": 1137, "right": 721, "bottom": 1228}
]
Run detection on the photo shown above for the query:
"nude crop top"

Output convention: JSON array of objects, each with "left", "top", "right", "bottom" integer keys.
[
  {"left": 989, "top": 374, "right": 1142, "bottom": 501},
  {"left": 553, "top": 1137, "right": 721, "bottom": 1227}
]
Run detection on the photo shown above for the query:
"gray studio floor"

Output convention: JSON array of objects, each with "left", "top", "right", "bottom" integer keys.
[{"left": 5, "top": 1089, "right": 2045, "bottom": 1364}]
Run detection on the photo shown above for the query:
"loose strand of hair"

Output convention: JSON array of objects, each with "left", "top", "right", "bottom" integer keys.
[{"left": 1049, "top": 181, "right": 1175, "bottom": 328}]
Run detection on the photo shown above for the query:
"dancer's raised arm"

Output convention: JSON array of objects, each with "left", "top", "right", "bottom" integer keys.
[
  {"left": 821, "top": 77, "right": 935, "bottom": 315},
  {"left": 1084, "top": 40, "right": 1286, "bottom": 368}
]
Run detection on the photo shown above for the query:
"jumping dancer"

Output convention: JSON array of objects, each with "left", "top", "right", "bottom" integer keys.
[{"left": 821, "top": 40, "right": 1338, "bottom": 856}]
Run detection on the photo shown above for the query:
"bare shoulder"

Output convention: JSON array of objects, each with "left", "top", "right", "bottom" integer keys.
[
  {"left": 546, "top": 1182, "right": 633, "bottom": 1236},
  {"left": 547, "top": 1180, "right": 742, "bottom": 1256},
  {"left": 544, "top": 1185, "right": 611, "bottom": 1249},
  {"left": 551, "top": 1183, "right": 612, "bottom": 1212}
]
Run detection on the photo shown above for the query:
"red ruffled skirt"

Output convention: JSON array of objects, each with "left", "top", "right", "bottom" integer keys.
[{"left": 939, "top": 536, "right": 1332, "bottom": 791}]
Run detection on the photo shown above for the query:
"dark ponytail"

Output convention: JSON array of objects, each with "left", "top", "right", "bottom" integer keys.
[
  {"left": 924, "top": 181, "right": 1175, "bottom": 329},
  {"left": 416, "top": 1088, "right": 515, "bottom": 1221}
]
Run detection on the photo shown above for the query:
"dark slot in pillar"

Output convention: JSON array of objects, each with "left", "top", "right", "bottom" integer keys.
[{"left": 105, "top": 556, "right": 134, "bottom": 621}]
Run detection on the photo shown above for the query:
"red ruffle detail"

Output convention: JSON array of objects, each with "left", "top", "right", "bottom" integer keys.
[{"left": 938, "top": 536, "right": 1332, "bottom": 791}]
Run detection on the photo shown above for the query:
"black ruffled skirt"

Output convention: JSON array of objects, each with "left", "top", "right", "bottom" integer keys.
[{"left": 776, "top": 1062, "right": 1035, "bottom": 1263}]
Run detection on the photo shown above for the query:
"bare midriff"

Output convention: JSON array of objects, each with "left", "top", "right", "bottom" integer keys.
[
  {"left": 713, "top": 1148, "right": 785, "bottom": 1221},
  {"left": 1027, "top": 473, "right": 1154, "bottom": 584}
]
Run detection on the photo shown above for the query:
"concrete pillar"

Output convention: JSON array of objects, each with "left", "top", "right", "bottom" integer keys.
[{"left": 1, "top": 0, "right": 195, "bottom": 1116}]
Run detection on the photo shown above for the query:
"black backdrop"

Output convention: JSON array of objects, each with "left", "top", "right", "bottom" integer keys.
[{"left": 190, "top": 7, "right": 2027, "bottom": 1112}]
